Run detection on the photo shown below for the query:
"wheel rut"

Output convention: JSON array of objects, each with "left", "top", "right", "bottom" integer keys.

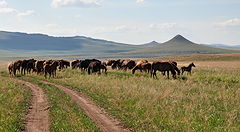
[
  {"left": 16, "top": 79, "right": 50, "bottom": 132},
  {"left": 42, "top": 81, "right": 129, "bottom": 132}
]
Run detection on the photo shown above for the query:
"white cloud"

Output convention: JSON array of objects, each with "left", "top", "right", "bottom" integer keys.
[
  {"left": 0, "top": 1, "right": 34, "bottom": 17},
  {"left": 0, "top": 0, "right": 7, "bottom": 7},
  {"left": 136, "top": 0, "right": 144, "bottom": 3},
  {"left": 51, "top": 0, "right": 100, "bottom": 8},
  {"left": 149, "top": 23, "right": 177, "bottom": 29},
  {"left": 0, "top": 8, "right": 17, "bottom": 14},
  {"left": 216, "top": 18, "right": 240, "bottom": 27},
  {"left": 17, "top": 10, "right": 35, "bottom": 17}
]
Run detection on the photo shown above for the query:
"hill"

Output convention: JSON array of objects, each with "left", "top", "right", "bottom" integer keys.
[
  {"left": 0, "top": 31, "right": 155, "bottom": 56},
  {"left": 0, "top": 31, "right": 238, "bottom": 58},
  {"left": 206, "top": 44, "right": 240, "bottom": 50},
  {"left": 120, "top": 35, "right": 238, "bottom": 58}
]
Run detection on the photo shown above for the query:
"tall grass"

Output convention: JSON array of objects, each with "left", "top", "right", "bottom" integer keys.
[
  {"left": 26, "top": 65, "right": 240, "bottom": 131},
  {"left": 0, "top": 76, "right": 31, "bottom": 132}
]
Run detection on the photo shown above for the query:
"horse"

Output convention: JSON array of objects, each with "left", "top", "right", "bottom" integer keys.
[
  {"left": 162, "top": 61, "right": 180, "bottom": 76},
  {"left": 151, "top": 61, "right": 176, "bottom": 79},
  {"left": 87, "top": 61, "right": 101, "bottom": 75},
  {"left": 181, "top": 62, "right": 196, "bottom": 75},
  {"left": 121, "top": 60, "right": 136, "bottom": 71},
  {"left": 71, "top": 59, "right": 80, "bottom": 69},
  {"left": 35, "top": 60, "right": 45, "bottom": 75},
  {"left": 132, "top": 62, "right": 151, "bottom": 74},
  {"left": 102, "top": 59, "right": 116, "bottom": 67},
  {"left": 43, "top": 60, "right": 59, "bottom": 78},
  {"left": 8, "top": 62, "right": 16, "bottom": 76},
  {"left": 58, "top": 60, "right": 70, "bottom": 70}
]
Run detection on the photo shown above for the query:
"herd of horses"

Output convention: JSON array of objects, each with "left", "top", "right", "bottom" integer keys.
[{"left": 8, "top": 58, "right": 196, "bottom": 79}]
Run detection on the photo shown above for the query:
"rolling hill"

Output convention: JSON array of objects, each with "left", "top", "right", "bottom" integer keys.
[
  {"left": 0, "top": 30, "right": 238, "bottom": 58},
  {"left": 119, "top": 35, "right": 238, "bottom": 58},
  {"left": 0, "top": 31, "right": 154, "bottom": 56}
]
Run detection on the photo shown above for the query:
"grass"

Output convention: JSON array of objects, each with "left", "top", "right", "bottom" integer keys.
[
  {"left": 18, "top": 76, "right": 100, "bottom": 132},
  {"left": 1, "top": 54, "right": 240, "bottom": 131},
  {"left": 0, "top": 75, "right": 31, "bottom": 132},
  {"left": 24, "top": 65, "right": 240, "bottom": 131}
]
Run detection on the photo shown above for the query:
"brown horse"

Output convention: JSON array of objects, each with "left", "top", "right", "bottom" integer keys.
[
  {"left": 43, "top": 60, "right": 59, "bottom": 78},
  {"left": 132, "top": 62, "right": 151, "bottom": 74},
  {"left": 100, "top": 64, "right": 107, "bottom": 74},
  {"left": 151, "top": 61, "right": 176, "bottom": 79},
  {"left": 87, "top": 61, "right": 101, "bottom": 75},
  {"left": 71, "top": 59, "right": 80, "bottom": 69},
  {"left": 162, "top": 61, "right": 180, "bottom": 76},
  {"left": 181, "top": 62, "right": 196, "bottom": 75},
  {"left": 121, "top": 60, "right": 136, "bottom": 70},
  {"left": 35, "top": 60, "right": 45, "bottom": 75},
  {"left": 8, "top": 62, "right": 16, "bottom": 76},
  {"left": 14, "top": 60, "right": 22, "bottom": 74}
]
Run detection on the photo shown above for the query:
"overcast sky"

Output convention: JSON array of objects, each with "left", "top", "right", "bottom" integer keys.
[{"left": 0, "top": 0, "right": 240, "bottom": 45}]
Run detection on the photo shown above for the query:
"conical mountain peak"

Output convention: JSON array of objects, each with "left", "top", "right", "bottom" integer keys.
[
  {"left": 164, "top": 34, "right": 194, "bottom": 45},
  {"left": 172, "top": 34, "right": 189, "bottom": 41}
]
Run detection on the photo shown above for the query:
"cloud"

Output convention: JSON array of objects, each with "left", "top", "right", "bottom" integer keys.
[
  {"left": 149, "top": 23, "right": 177, "bottom": 29},
  {"left": 216, "top": 18, "right": 240, "bottom": 27},
  {"left": 51, "top": 0, "right": 100, "bottom": 8},
  {"left": 17, "top": 10, "right": 35, "bottom": 17},
  {"left": 0, "top": 8, "right": 17, "bottom": 14},
  {"left": 0, "top": 0, "right": 7, "bottom": 7},
  {"left": 0, "top": 1, "right": 34, "bottom": 17},
  {"left": 136, "top": 0, "right": 144, "bottom": 3}
]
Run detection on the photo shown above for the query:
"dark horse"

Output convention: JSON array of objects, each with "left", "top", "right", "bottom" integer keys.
[
  {"left": 151, "top": 62, "right": 176, "bottom": 79},
  {"left": 181, "top": 62, "right": 196, "bottom": 75}
]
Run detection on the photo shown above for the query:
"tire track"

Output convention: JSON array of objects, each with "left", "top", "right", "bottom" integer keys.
[
  {"left": 42, "top": 81, "right": 129, "bottom": 132},
  {"left": 16, "top": 79, "right": 50, "bottom": 132}
]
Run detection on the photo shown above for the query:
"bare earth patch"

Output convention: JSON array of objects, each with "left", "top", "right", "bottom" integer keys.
[
  {"left": 42, "top": 81, "right": 129, "bottom": 132},
  {"left": 16, "top": 79, "right": 50, "bottom": 132}
]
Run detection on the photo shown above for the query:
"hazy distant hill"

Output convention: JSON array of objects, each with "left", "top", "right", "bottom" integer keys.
[
  {"left": 206, "top": 44, "right": 240, "bottom": 50},
  {"left": 0, "top": 31, "right": 238, "bottom": 58},
  {"left": 0, "top": 31, "right": 155, "bottom": 56},
  {"left": 119, "top": 35, "right": 238, "bottom": 58}
]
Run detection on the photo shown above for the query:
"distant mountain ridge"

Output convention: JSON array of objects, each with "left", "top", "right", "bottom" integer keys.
[
  {"left": 206, "top": 44, "right": 240, "bottom": 50},
  {"left": 120, "top": 35, "right": 238, "bottom": 57},
  {"left": 0, "top": 31, "right": 238, "bottom": 57}
]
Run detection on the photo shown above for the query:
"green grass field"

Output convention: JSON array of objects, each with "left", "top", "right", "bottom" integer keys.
[
  {"left": 19, "top": 77, "right": 100, "bottom": 132},
  {"left": 0, "top": 75, "right": 31, "bottom": 132},
  {"left": 0, "top": 53, "right": 240, "bottom": 131}
]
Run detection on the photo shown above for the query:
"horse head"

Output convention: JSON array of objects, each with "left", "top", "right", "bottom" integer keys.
[{"left": 191, "top": 62, "right": 196, "bottom": 67}]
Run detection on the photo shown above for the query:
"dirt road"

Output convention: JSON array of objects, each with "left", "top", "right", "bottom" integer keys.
[
  {"left": 42, "top": 81, "right": 129, "bottom": 132},
  {"left": 16, "top": 79, "right": 50, "bottom": 132}
]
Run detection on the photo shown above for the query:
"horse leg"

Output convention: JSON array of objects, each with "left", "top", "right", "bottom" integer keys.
[{"left": 167, "top": 71, "right": 169, "bottom": 79}]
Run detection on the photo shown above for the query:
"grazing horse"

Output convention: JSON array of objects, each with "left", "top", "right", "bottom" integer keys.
[
  {"left": 58, "top": 60, "right": 70, "bottom": 70},
  {"left": 71, "top": 59, "right": 80, "bottom": 69},
  {"left": 14, "top": 60, "right": 22, "bottom": 74},
  {"left": 87, "top": 61, "right": 101, "bottom": 75},
  {"left": 35, "top": 60, "right": 45, "bottom": 75},
  {"left": 8, "top": 62, "right": 16, "bottom": 76},
  {"left": 181, "top": 62, "right": 196, "bottom": 75},
  {"left": 121, "top": 60, "right": 136, "bottom": 70},
  {"left": 79, "top": 59, "right": 101, "bottom": 71},
  {"left": 151, "top": 62, "right": 176, "bottom": 79},
  {"left": 132, "top": 62, "right": 151, "bottom": 74},
  {"left": 102, "top": 59, "right": 116, "bottom": 66},
  {"left": 43, "top": 60, "right": 59, "bottom": 78},
  {"left": 100, "top": 64, "right": 107, "bottom": 74}
]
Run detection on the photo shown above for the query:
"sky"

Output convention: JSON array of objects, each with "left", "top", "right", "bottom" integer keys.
[{"left": 0, "top": 0, "right": 240, "bottom": 45}]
